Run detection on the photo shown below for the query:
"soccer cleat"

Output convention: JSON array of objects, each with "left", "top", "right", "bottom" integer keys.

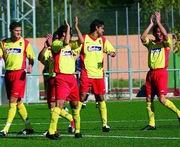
[
  {"left": 43, "top": 130, "right": 60, "bottom": 137},
  {"left": 54, "top": 130, "right": 60, "bottom": 138},
  {"left": 46, "top": 132, "right": 59, "bottom": 140},
  {"left": 0, "top": 130, "right": 7, "bottom": 137},
  {"left": 141, "top": 125, "right": 156, "bottom": 131},
  {"left": 82, "top": 103, "right": 86, "bottom": 109},
  {"left": 96, "top": 102, "right": 99, "bottom": 108},
  {"left": 102, "top": 125, "right": 111, "bottom": 132},
  {"left": 74, "top": 133, "right": 82, "bottom": 138},
  {"left": 64, "top": 107, "right": 69, "bottom": 112},
  {"left": 68, "top": 121, "right": 75, "bottom": 133},
  {"left": 17, "top": 128, "right": 34, "bottom": 135},
  {"left": 43, "top": 130, "right": 48, "bottom": 136}
]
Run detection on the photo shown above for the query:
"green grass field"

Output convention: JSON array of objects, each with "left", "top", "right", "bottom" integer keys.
[{"left": 0, "top": 99, "right": 180, "bottom": 147}]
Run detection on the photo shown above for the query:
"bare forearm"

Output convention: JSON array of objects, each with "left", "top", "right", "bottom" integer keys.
[
  {"left": 141, "top": 23, "right": 153, "bottom": 41},
  {"left": 64, "top": 27, "right": 70, "bottom": 44},
  {"left": 38, "top": 47, "right": 48, "bottom": 64},
  {"left": 156, "top": 21, "right": 168, "bottom": 40},
  {"left": 75, "top": 26, "right": 84, "bottom": 44}
]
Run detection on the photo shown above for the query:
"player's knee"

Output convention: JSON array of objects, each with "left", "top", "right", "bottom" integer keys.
[
  {"left": 56, "top": 100, "right": 65, "bottom": 108},
  {"left": 80, "top": 93, "right": 87, "bottom": 102},
  {"left": 95, "top": 94, "right": 104, "bottom": 102},
  {"left": 159, "top": 95, "right": 166, "bottom": 104},
  {"left": 70, "top": 101, "right": 78, "bottom": 109}
]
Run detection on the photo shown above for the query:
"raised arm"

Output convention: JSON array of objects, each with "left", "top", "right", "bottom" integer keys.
[
  {"left": 140, "top": 15, "right": 154, "bottom": 42},
  {"left": 155, "top": 12, "right": 168, "bottom": 41},
  {"left": 74, "top": 16, "right": 84, "bottom": 44},
  {"left": 64, "top": 20, "right": 70, "bottom": 45},
  {"left": 38, "top": 46, "right": 50, "bottom": 65},
  {"left": 38, "top": 34, "right": 52, "bottom": 64}
]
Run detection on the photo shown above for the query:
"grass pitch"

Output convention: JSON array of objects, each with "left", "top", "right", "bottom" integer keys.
[{"left": 0, "top": 99, "right": 180, "bottom": 147}]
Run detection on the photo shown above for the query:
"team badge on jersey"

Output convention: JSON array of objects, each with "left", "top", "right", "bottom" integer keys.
[
  {"left": 62, "top": 50, "right": 72, "bottom": 56},
  {"left": 87, "top": 45, "right": 102, "bottom": 52},
  {"left": 19, "top": 42, "right": 22, "bottom": 46},
  {"left": 151, "top": 48, "right": 161, "bottom": 55},
  {"left": 6, "top": 48, "right": 21, "bottom": 54}
]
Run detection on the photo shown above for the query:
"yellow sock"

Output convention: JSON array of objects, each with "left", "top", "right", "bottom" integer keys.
[
  {"left": 98, "top": 101, "right": 107, "bottom": 127},
  {"left": 147, "top": 102, "right": 155, "bottom": 127},
  {"left": 72, "top": 102, "right": 81, "bottom": 133},
  {"left": 48, "top": 107, "right": 61, "bottom": 134},
  {"left": 60, "top": 109, "right": 73, "bottom": 122},
  {"left": 164, "top": 99, "right": 180, "bottom": 118},
  {"left": 17, "top": 102, "right": 32, "bottom": 129},
  {"left": 3, "top": 103, "right": 17, "bottom": 133},
  {"left": 78, "top": 101, "right": 83, "bottom": 110}
]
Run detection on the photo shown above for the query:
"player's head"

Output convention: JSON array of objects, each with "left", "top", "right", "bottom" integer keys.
[
  {"left": 90, "top": 19, "right": 104, "bottom": 37},
  {"left": 54, "top": 25, "right": 72, "bottom": 40},
  {"left": 152, "top": 24, "right": 166, "bottom": 42},
  {"left": 9, "top": 21, "right": 22, "bottom": 39}
]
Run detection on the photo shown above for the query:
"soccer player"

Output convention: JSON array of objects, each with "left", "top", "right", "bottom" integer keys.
[
  {"left": 141, "top": 12, "right": 180, "bottom": 130},
  {"left": 77, "top": 19, "right": 116, "bottom": 132},
  {"left": 0, "top": 21, "right": 35, "bottom": 136},
  {"left": 38, "top": 33, "right": 75, "bottom": 134},
  {"left": 46, "top": 19, "right": 82, "bottom": 139}
]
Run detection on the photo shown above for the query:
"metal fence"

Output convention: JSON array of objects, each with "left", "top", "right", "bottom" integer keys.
[{"left": 0, "top": 1, "right": 180, "bottom": 104}]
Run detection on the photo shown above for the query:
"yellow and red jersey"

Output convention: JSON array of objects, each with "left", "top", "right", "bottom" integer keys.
[
  {"left": 80, "top": 34, "right": 115, "bottom": 78},
  {"left": 0, "top": 37, "right": 35, "bottom": 70},
  {"left": 52, "top": 39, "right": 80, "bottom": 74},
  {"left": 143, "top": 37, "right": 171, "bottom": 69}
]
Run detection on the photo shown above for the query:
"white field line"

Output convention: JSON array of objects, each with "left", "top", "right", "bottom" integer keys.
[
  {"left": 0, "top": 118, "right": 178, "bottom": 126},
  {"left": 6, "top": 133, "right": 180, "bottom": 140}
]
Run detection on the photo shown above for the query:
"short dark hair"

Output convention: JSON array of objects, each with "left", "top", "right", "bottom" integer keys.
[
  {"left": 9, "top": 21, "right": 21, "bottom": 31},
  {"left": 90, "top": 19, "right": 104, "bottom": 33},
  {"left": 54, "top": 25, "right": 72, "bottom": 39},
  {"left": 152, "top": 24, "right": 169, "bottom": 34}
]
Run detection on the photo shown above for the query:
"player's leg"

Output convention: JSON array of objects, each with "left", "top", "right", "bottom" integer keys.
[
  {"left": 0, "top": 71, "right": 21, "bottom": 136},
  {"left": 68, "top": 75, "right": 82, "bottom": 138},
  {"left": 142, "top": 71, "right": 156, "bottom": 130},
  {"left": 70, "top": 100, "right": 82, "bottom": 138},
  {"left": 79, "top": 73, "right": 91, "bottom": 110},
  {"left": 157, "top": 69, "right": 180, "bottom": 123},
  {"left": 93, "top": 78, "right": 110, "bottom": 132},
  {"left": 95, "top": 94, "right": 110, "bottom": 132},
  {"left": 17, "top": 99, "right": 34, "bottom": 135},
  {"left": 0, "top": 97, "right": 17, "bottom": 136},
  {"left": 159, "top": 95, "right": 180, "bottom": 121},
  {"left": 47, "top": 99, "right": 64, "bottom": 140},
  {"left": 142, "top": 95, "right": 156, "bottom": 130},
  {"left": 81, "top": 93, "right": 89, "bottom": 109}
]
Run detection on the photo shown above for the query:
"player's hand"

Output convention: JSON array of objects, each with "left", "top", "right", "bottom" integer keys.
[
  {"left": 74, "top": 16, "right": 79, "bottom": 29},
  {"left": 108, "top": 52, "right": 116, "bottom": 57},
  {"left": 44, "top": 34, "right": 53, "bottom": 47},
  {"left": 155, "top": 11, "right": 161, "bottom": 23},
  {"left": 27, "top": 64, "right": 33, "bottom": 74},
  {"left": 150, "top": 14, "right": 155, "bottom": 25}
]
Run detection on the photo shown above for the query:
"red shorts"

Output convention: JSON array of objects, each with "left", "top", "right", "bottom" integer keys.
[
  {"left": 145, "top": 68, "right": 168, "bottom": 97},
  {"left": 80, "top": 70, "right": 106, "bottom": 95},
  {"left": 5, "top": 69, "right": 26, "bottom": 99},
  {"left": 47, "top": 77, "right": 55, "bottom": 104},
  {"left": 55, "top": 73, "right": 80, "bottom": 101}
]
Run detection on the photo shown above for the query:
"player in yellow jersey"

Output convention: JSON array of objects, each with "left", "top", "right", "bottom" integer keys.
[
  {"left": 46, "top": 18, "right": 83, "bottom": 139},
  {"left": 38, "top": 33, "right": 75, "bottom": 135},
  {"left": 76, "top": 19, "right": 116, "bottom": 132},
  {"left": 141, "top": 12, "right": 180, "bottom": 130},
  {"left": 0, "top": 21, "right": 35, "bottom": 137}
]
